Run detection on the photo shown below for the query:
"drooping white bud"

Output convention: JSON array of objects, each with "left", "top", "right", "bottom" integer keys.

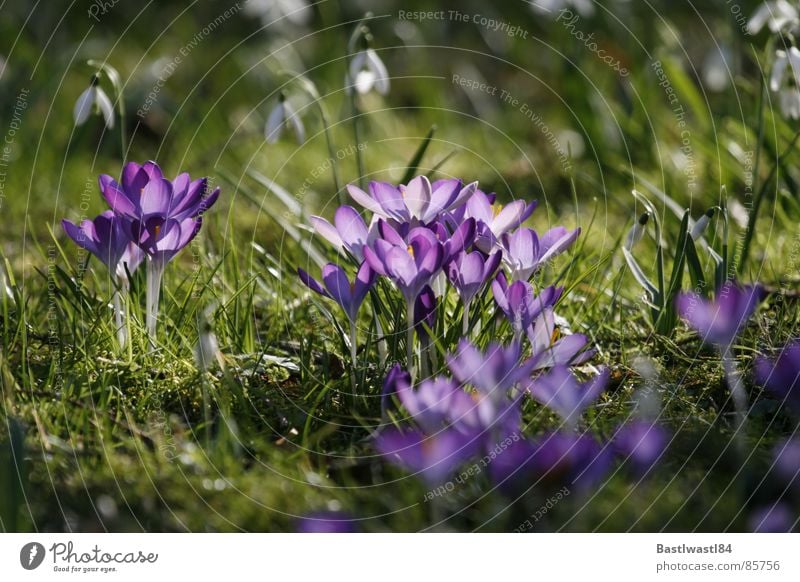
[{"left": 624, "top": 212, "right": 649, "bottom": 251}]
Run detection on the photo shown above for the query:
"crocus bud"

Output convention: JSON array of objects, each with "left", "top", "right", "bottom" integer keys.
[
  {"left": 73, "top": 74, "right": 114, "bottom": 129},
  {"left": 624, "top": 212, "right": 649, "bottom": 250},
  {"left": 690, "top": 207, "right": 715, "bottom": 241}
]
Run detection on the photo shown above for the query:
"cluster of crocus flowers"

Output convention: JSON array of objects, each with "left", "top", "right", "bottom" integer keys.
[
  {"left": 375, "top": 340, "right": 635, "bottom": 493},
  {"left": 299, "top": 174, "right": 586, "bottom": 377},
  {"left": 62, "top": 161, "right": 219, "bottom": 347},
  {"left": 296, "top": 174, "right": 646, "bottom": 505}
]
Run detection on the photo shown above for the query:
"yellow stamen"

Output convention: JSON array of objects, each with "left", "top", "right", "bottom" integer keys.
[
  {"left": 407, "top": 245, "right": 415, "bottom": 258},
  {"left": 550, "top": 328, "right": 561, "bottom": 345},
  {"left": 493, "top": 204, "right": 504, "bottom": 217},
  {"left": 154, "top": 224, "right": 161, "bottom": 237}
]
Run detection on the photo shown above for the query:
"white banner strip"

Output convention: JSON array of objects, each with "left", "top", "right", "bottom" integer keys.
[{"left": 0, "top": 533, "right": 797, "bottom": 580}]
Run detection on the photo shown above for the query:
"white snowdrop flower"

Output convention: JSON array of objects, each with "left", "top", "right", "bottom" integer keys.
[
  {"left": 747, "top": 0, "right": 799, "bottom": 35},
  {"left": 243, "top": 0, "right": 312, "bottom": 27},
  {"left": 624, "top": 212, "right": 649, "bottom": 251},
  {"left": 195, "top": 307, "right": 224, "bottom": 371},
  {"left": 702, "top": 47, "right": 732, "bottom": 92},
  {"left": 769, "top": 47, "right": 800, "bottom": 119},
  {"left": 348, "top": 48, "right": 389, "bottom": 96},
  {"left": 73, "top": 77, "right": 114, "bottom": 129},
  {"left": 690, "top": 208, "right": 715, "bottom": 241},
  {"left": 265, "top": 94, "right": 305, "bottom": 144},
  {"left": 779, "top": 86, "right": 800, "bottom": 119}
]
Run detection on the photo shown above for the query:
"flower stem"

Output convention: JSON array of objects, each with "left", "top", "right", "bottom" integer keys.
[
  {"left": 462, "top": 298, "right": 471, "bottom": 336},
  {"left": 349, "top": 93, "right": 365, "bottom": 189},
  {"left": 146, "top": 256, "right": 167, "bottom": 348},
  {"left": 349, "top": 319, "right": 358, "bottom": 366},
  {"left": 406, "top": 300, "right": 415, "bottom": 380},
  {"left": 722, "top": 345, "right": 748, "bottom": 445},
  {"left": 317, "top": 103, "right": 343, "bottom": 205},
  {"left": 112, "top": 283, "right": 126, "bottom": 349}
]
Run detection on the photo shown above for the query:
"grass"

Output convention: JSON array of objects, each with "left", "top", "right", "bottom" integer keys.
[{"left": 1, "top": 0, "right": 799, "bottom": 532}]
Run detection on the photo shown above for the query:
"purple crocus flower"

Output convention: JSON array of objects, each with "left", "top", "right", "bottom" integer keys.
[
  {"left": 62, "top": 211, "right": 143, "bottom": 276},
  {"left": 772, "top": 438, "right": 800, "bottom": 487},
  {"left": 100, "top": 161, "right": 220, "bottom": 224},
  {"left": 612, "top": 421, "right": 669, "bottom": 475},
  {"left": 296, "top": 511, "right": 356, "bottom": 533},
  {"left": 463, "top": 189, "right": 536, "bottom": 253},
  {"left": 677, "top": 283, "right": 763, "bottom": 432},
  {"left": 347, "top": 176, "right": 477, "bottom": 226},
  {"left": 374, "top": 427, "right": 481, "bottom": 486},
  {"left": 447, "top": 339, "right": 531, "bottom": 396},
  {"left": 527, "top": 307, "right": 595, "bottom": 370},
  {"left": 414, "top": 284, "right": 437, "bottom": 341},
  {"left": 447, "top": 250, "right": 502, "bottom": 333},
  {"left": 394, "top": 374, "right": 482, "bottom": 435},
  {"left": 525, "top": 365, "right": 609, "bottom": 430},
  {"left": 131, "top": 216, "right": 203, "bottom": 263},
  {"left": 309, "top": 205, "right": 375, "bottom": 262},
  {"left": 490, "top": 431, "right": 612, "bottom": 491},
  {"left": 754, "top": 340, "right": 800, "bottom": 413},
  {"left": 446, "top": 340, "right": 530, "bottom": 437},
  {"left": 364, "top": 225, "right": 444, "bottom": 305},
  {"left": 298, "top": 261, "right": 375, "bottom": 362},
  {"left": 62, "top": 211, "right": 144, "bottom": 348},
  {"left": 492, "top": 271, "right": 562, "bottom": 339},
  {"left": 675, "top": 282, "right": 763, "bottom": 348},
  {"left": 748, "top": 503, "right": 794, "bottom": 533},
  {"left": 298, "top": 261, "right": 375, "bottom": 323},
  {"left": 500, "top": 226, "right": 580, "bottom": 281}
]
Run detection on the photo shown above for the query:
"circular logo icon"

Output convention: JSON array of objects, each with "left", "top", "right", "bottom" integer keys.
[{"left": 19, "top": 542, "right": 46, "bottom": 570}]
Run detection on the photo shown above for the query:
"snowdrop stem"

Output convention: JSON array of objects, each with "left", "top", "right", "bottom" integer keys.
[
  {"left": 316, "top": 103, "right": 343, "bottom": 204},
  {"left": 721, "top": 345, "right": 748, "bottom": 441},
  {"left": 349, "top": 91, "right": 366, "bottom": 189},
  {"left": 146, "top": 256, "right": 167, "bottom": 348}
]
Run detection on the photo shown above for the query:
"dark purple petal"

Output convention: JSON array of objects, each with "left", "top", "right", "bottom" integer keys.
[
  {"left": 748, "top": 503, "right": 794, "bottom": 533},
  {"left": 298, "top": 267, "right": 330, "bottom": 299},
  {"left": 322, "top": 263, "right": 354, "bottom": 317},
  {"left": 613, "top": 421, "right": 669, "bottom": 474},
  {"left": 99, "top": 175, "right": 138, "bottom": 217},
  {"left": 375, "top": 427, "right": 480, "bottom": 486},
  {"left": 755, "top": 342, "right": 800, "bottom": 413}
]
